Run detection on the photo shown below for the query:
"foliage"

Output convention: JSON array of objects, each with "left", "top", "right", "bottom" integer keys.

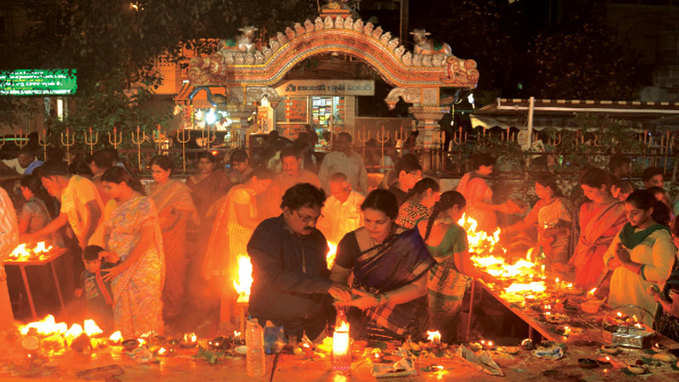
[
  {"left": 526, "top": 21, "right": 644, "bottom": 100},
  {"left": 1, "top": 0, "right": 317, "bottom": 134}
]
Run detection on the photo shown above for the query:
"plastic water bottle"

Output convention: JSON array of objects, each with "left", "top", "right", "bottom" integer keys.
[{"left": 246, "top": 318, "right": 266, "bottom": 378}]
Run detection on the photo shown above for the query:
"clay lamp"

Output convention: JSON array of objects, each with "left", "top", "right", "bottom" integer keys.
[{"left": 122, "top": 339, "right": 140, "bottom": 352}]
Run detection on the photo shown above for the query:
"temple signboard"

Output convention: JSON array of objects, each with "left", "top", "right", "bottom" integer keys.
[{"left": 276, "top": 80, "right": 374, "bottom": 97}]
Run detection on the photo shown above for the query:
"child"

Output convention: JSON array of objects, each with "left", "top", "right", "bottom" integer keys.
[{"left": 75, "top": 245, "right": 117, "bottom": 331}]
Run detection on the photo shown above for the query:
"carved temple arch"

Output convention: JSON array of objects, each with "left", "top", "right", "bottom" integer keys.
[{"left": 187, "top": 16, "right": 479, "bottom": 94}]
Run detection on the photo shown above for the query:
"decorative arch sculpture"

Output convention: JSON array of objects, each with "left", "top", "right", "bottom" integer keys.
[{"left": 185, "top": 15, "right": 480, "bottom": 148}]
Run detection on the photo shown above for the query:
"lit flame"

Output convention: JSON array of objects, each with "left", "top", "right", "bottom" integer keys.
[
  {"left": 504, "top": 281, "right": 547, "bottom": 294},
  {"left": 426, "top": 330, "right": 441, "bottom": 344},
  {"left": 34, "top": 241, "right": 52, "bottom": 254},
  {"left": 183, "top": 332, "right": 197, "bottom": 343},
  {"left": 109, "top": 331, "right": 123, "bottom": 344},
  {"left": 233, "top": 255, "right": 253, "bottom": 303},
  {"left": 458, "top": 214, "right": 501, "bottom": 255},
  {"left": 157, "top": 347, "right": 168, "bottom": 355},
  {"left": 18, "top": 314, "right": 68, "bottom": 336},
  {"left": 83, "top": 319, "right": 103, "bottom": 337},
  {"left": 588, "top": 288, "right": 597, "bottom": 296},
  {"left": 326, "top": 242, "right": 337, "bottom": 270},
  {"left": 9, "top": 242, "right": 53, "bottom": 262},
  {"left": 64, "top": 324, "right": 83, "bottom": 343}
]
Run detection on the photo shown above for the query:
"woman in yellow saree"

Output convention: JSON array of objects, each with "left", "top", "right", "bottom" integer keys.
[
  {"left": 102, "top": 167, "right": 164, "bottom": 337},
  {"left": 201, "top": 168, "right": 273, "bottom": 328},
  {"left": 149, "top": 156, "right": 198, "bottom": 322}
]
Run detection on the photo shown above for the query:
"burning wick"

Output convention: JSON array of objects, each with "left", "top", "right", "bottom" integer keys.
[
  {"left": 588, "top": 288, "right": 597, "bottom": 297},
  {"left": 156, "top": 347, "right": 168, "bottom": 356}
]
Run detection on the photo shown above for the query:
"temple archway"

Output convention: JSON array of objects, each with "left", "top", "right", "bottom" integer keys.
[{"left": 181, "top": 12, "right": 479, "bottom": 148}]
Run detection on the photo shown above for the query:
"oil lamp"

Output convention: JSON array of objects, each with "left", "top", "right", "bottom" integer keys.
[
  {"left": 480, "top": 339, "right": 495, "bottom": 350},
  {"left": 233, "top": 330, "right": 244, "bottom": 345},
  {"left": 181, "top": 332, "right": 198, "bottom": 348}
]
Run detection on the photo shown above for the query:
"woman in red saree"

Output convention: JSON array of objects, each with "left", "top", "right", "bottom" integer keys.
[
  {"left": 570, "top": 168, "right": 627, "bottom": 290},
  {"left": 150, "top": 156, "right": 199, "bottom": 322}
]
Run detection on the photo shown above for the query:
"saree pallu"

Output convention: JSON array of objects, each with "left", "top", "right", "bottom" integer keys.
[
  {"left": 572, "top": 201, "right": 626, "bottom": 289},
  {"left": 353, "top": 229, "right": 435, "bottom": 336},
  {"left": 150, "top": 180, "right": 198, "bottom": 320},
  {"left": 427, "top": 259, "right": 470, "bottom": 340},
  {"left": 106, "top": 196, "right": 165, "bottom": 338}
]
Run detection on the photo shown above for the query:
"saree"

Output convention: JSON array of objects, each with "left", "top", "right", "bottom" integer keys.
[
  {"left": 571, "top": 201, "right": 626, "bottom": 289},
  {"left": 150, "top": 180, "right": 198, "bottom": 320},
  {"left": 201, "top": 185, "right": 257, "bottom": 325},
  {"left": 456, "top": 172, "right": 496, "bottom": 233},
  {"left": 105, "top": 196, "right": 165, "bottom": 338},
  {"left": 351, "top": 228, "right": 435, "bottom": 336}
]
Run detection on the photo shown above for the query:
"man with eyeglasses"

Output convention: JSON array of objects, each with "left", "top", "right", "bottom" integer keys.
[{"left": 247, "top": 183, "right": 352, "bottom": 340}]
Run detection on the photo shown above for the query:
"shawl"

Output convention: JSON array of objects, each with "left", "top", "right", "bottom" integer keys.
[{"left": 619, "top": 223, "right": 670, "bottom": 250}]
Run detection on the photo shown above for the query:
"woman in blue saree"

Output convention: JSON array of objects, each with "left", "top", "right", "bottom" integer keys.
[{"left": 331, "top": 189, "right": 435, "bottom": 339}]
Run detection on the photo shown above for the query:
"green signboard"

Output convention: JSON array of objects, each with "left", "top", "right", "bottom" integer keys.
[{"left": 0, "top": 69, "right": 77, "bottom": 96}]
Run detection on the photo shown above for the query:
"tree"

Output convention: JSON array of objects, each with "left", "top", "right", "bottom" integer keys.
[
  {"left": 525, "top": 19, "right": 644, "bottom": 100},
  {"left": 1, "top": 0, "right": 317, "bottom": 131}
]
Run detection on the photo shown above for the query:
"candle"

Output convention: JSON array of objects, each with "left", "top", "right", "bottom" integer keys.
[
  {"left": 156, "top": 347, "right": 169, "bottom": 356},
  {"left": 587, "top": 288, "right": 597, "bottom": 297},
  {"left": 332, "top": 320, "right": 351, "bottom": 371}
]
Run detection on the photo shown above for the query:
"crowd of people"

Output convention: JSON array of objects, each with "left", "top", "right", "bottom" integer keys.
[{"left": 0, "top": 136, "right": 678, "bottom": 346}]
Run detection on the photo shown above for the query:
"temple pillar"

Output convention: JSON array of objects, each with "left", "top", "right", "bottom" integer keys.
[{"left": 408, "top": 105, "right": 445, "bottom": 149}]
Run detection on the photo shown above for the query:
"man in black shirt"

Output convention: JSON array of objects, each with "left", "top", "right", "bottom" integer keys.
[{"left": 248, "top": 183, "right": 352, "bottom": 339}]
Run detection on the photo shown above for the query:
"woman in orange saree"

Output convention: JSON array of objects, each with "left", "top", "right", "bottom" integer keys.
[
  {"left": 149, "top": 156, "right": 199, "bottom": 322},
  {"left": 570, "top": 168, "right": 627, "bottom": 290}
]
